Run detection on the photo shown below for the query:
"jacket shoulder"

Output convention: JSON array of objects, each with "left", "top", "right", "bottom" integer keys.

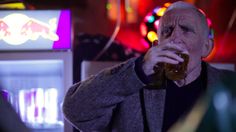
[{"left": 207, "top": 63, "right": 236, "bottom": 94}]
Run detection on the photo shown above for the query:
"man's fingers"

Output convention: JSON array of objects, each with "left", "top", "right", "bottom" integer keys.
[
  {"left": 157, "top": 51, "right": 184, "bottom": 62},
  {"left": 148, "top": 49, "right": 184, "bottom": 62},
  {"left": 158, "top": 43, "right": 188, "bottom": 53},
  {"left": 154, "top": 56, "right": 180, "bottom": 65},
  {"left": 143, "top": 42, "right": 188, "bottom": 76}
]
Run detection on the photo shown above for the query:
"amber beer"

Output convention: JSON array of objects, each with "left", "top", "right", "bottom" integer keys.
[{"left": 164, "top": 52, "right": 189, "bottom": 80}]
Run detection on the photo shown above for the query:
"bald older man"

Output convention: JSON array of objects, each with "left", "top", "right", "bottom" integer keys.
[{"left": 63, "top": 1, "right": 236, "bottom": 132}]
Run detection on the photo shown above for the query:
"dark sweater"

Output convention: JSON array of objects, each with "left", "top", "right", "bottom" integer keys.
[{"left": 162, "top": 72, "right": 206, "bottom": 132}]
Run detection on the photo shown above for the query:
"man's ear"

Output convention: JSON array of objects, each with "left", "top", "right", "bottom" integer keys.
[{"left": 202, "top": 39, "right": 214, "bottom": 58}]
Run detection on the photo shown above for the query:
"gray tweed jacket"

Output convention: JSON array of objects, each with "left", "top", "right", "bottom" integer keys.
[{"left": 63, "top": 58, "right": 236, "bottom": 132}]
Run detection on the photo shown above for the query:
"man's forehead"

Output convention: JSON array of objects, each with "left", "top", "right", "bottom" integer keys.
[
  {"left": 160, "top": 9, "right": 201, "bottom": 25},
  {"left": 162, "top": 9, "right": 199, "bottom": 18}
]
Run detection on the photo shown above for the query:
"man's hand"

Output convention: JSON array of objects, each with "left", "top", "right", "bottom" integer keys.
[{"left": 142, "top": 41, "right": 187, "bottom": 76}]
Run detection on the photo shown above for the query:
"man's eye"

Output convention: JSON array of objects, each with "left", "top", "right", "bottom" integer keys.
[
  {"left": 161, "top": 27, "right": 172, "bottom": 37},
  {"left": 181, "top": 26, "right": 193, "bottom": 33}
]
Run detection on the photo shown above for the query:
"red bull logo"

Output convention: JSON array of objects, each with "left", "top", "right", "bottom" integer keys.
[
  {"left": 0, "top": 20, "right": 11, "bottom": 37},
  {"left": 0, "top": 13, "right": 59, "bottom": 45}
]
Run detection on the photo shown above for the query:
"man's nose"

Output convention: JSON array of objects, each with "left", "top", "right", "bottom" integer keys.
[{"left": 169, "top": 27, "right": 182, "bottom": 43}]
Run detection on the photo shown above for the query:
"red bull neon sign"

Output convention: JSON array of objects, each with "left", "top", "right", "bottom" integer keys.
[
  {"left": 0, "top": 10, "right": 71, "bottom": 51},
  {"left": 0, "top": 13, "right": 58, "bottom": 45}
]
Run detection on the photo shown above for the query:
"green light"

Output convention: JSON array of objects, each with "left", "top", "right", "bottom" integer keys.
[
  {"left": 148, "top": 16, "right": 155, "bottom": 23},
  {"left": 106, "top": 3, "right": 112, "bottom": 10}
]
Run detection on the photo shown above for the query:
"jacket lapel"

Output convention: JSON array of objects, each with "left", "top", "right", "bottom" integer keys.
[{"left": 143, "top": 88, "right": 166, "bottom": 132}]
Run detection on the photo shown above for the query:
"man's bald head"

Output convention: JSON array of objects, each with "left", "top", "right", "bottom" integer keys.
[{"left": 158, "top": 1, "right": 209, "bottom": 39}]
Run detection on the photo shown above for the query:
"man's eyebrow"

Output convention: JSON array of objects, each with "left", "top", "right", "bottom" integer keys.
[
  {"left": 162, "top": 24, "right": 173, "bottom": 29},
  {"left": 179, "top": 23, "right": 195, "bottom": 31}
]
